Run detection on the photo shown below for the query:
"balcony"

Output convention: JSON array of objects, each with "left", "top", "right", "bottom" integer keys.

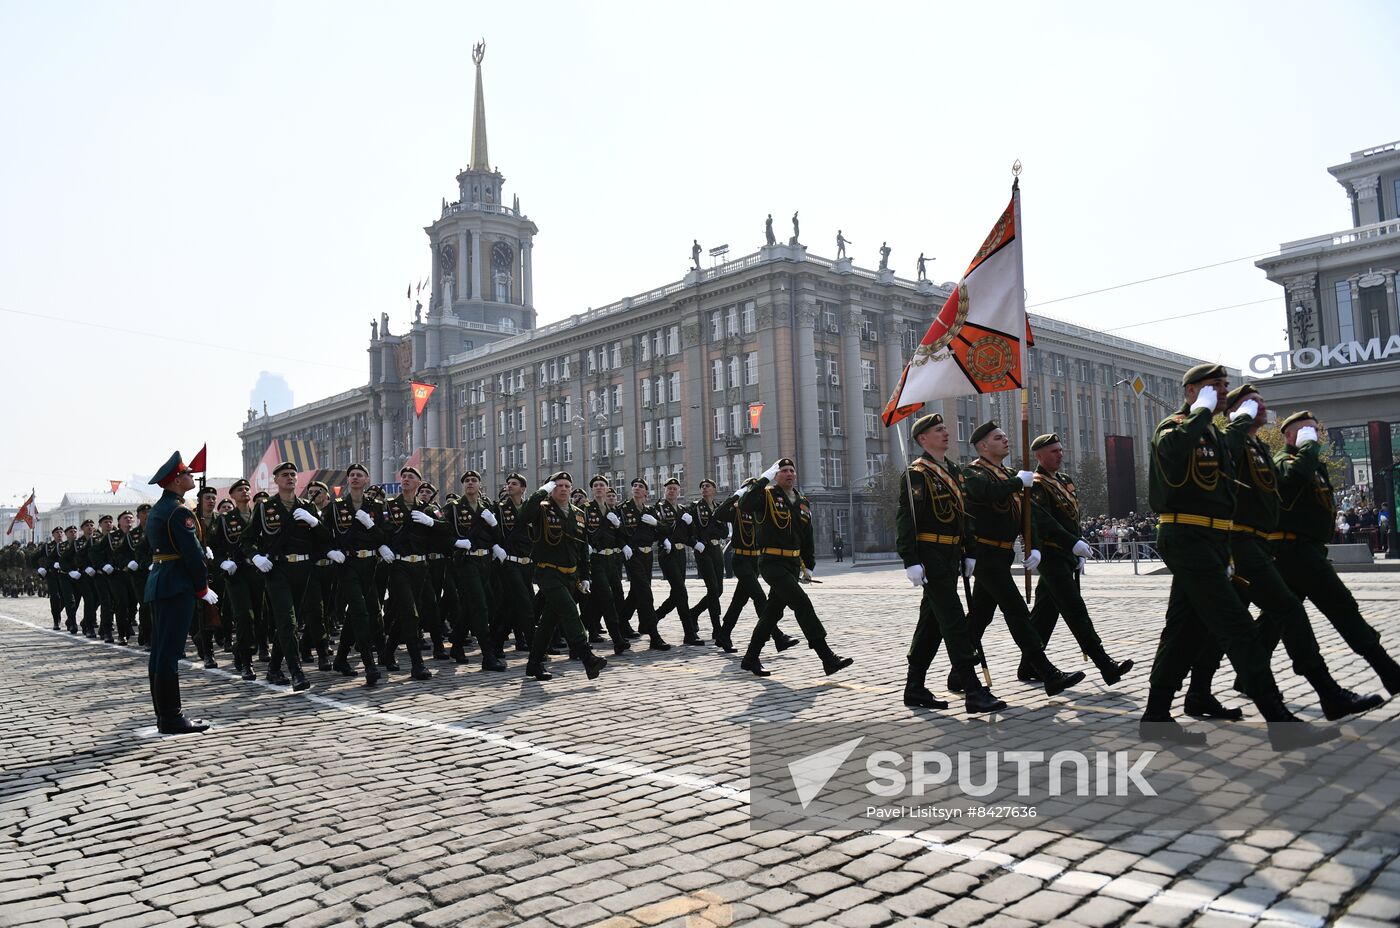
[{"left": 1277, "top": 217, "right": 1400, "bottom": 257}]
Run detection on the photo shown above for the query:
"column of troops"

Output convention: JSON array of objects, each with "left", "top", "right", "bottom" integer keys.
[{"left": 20, "top": 363, "right": 1400, "bottom": 749}]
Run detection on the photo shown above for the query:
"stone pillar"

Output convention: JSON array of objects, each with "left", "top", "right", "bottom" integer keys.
[
  {"left": 756, "top": 296, "right": 782, "bottom": 469},
  {"left": 840, "top": 304, "right": 865, "bottom": 486},
  {"left": 380, "top": 415, "right": 395, "bottom": 481},
  {"left": 426, "top": 322, "right": 441, "bottom": 369},
  {"left": 1284, "top": 272, "right": 1319, "bottom": 350},
  {"left": 412, "top": 404, "right": 424, "bottom": 453},
  {"left": 1385, "top": 270, "right": 1398, "bottom": 336},
  {"left": 368, "top": 401, "right": 382, "bottom": 483},
  {"left": 425, "top": 385, "right": 441, "bottom": 448},
  {"left": 794, "top": 301, "right": 822, "bottom": 485},
  {"left": 457, "top": 230, "right": 468, "bottom": 306},
  {"left": 522, "top": 240, "right": 533, "bottom": 307},
  {"left": 471, "top": 232, "right": 483, "bottom": 302},
  {"left": 1353, "top": 175, "right": 1381, "bottom": 226},
  {"left": 681, "top": 314, "right": 705, "bottom": 486}
]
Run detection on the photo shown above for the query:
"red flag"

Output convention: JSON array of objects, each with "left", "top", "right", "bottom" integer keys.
[
  {"left": 747, "top": 402, "right": 764, "bottom": 431},
  {"left": 7, "top": 490, "right": 35, "bottom": 535},
  {"left": 189, "top": 444, "right": 208, "bottom": 474},
  {"left": 411, "top": 381, "right": 436, "bottom": 417},
  {"left": 109, "top": 480, "right": 122, "bottom": 493},
  {"left": 407, "top": 283, "right": 412, "bottom": 300}
]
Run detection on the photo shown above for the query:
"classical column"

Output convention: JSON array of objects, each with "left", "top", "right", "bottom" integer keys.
[
  {"left": 1284, "top": 273, "right": 1319, "bottom": 349},
  {"left": 1353, "top": 175, "right": 1381, "bottom": 226},
  {"left": 457, "top": 230, "right": 468, "bottom": 306},
  {"left": 368, "top": 401, "right": 382, "bottom": 483},
  {"left": 840, "top": 304, "right": 865, "bottom": 483},
  {"left": 471, "top": 231, "right": 483, "bottom": 301},
  {"left": 1385, "top": 271, "right": 1398, "bottom": 336},
  {"left": 522, "top": 239, "right": 533, "bottom": 307},
  {"left": 411, "top": 403, "right": 424, "bottom": 453},
  {"left": 425, "top": 384, "right": 441, "bottom": 448},
  {"left": 756, "top": 297, "right": 782, "bottom": 468},
  {"left": 794, "top": 301, "right": 822, "bottom": 484},
  {"left": 426, "top": 321, "right": 441, "bottom": 369},
  {"left": 380, "top": 415, "right": 395, "bottom": 481},
  {"left": 681, "top": 314, "right": 705, "bottom": 485}
]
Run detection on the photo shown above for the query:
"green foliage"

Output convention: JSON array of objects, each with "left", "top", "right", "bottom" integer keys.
[{"left": 1073, "top": 455, "right": 1109, "bottom": 518}]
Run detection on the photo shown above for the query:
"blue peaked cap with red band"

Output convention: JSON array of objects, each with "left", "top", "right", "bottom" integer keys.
[{"left": 152, "top": 451, "right": 188, "bottom": 489}]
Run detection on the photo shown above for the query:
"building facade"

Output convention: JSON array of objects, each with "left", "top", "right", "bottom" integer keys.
[
  {"left": 240, "top": 53, "right": 1216, "bottom": 554},
  {"left": 1255, "top": 140, "right": 1400, "bottom": 492}
]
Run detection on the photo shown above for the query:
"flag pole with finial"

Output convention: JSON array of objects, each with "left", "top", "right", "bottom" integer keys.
[{"left": 1013, "top": 159, "right": 1033, "bottom": 603}]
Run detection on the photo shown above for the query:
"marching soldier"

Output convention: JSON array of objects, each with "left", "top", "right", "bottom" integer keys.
[
  {"left": 896, "top": 414, "right": 1004, "bottom": 712},
  {"left": 92, "top": 514, "right": 118, "bottom": 643},
  {"left": 74, "top": 519, "right": 98, "bottom": 637},
  {"left": 1140, "top": 364, "right": 1335, "bottom": 750},
  {"left": 414, "top": 481, "right": 453, "bottom": 662},
  {"left": 619, "top": 478, "right": 672, "bottom": 651},
  {"left": 521, "top": 472, "right": 608, "bottom": 681},
  {"left": 685, "top": 479, "right": 729, "bottom": 641},
  {"left": 494, "top": 473, "right": 536, "bottom": 653},
  {"left": 1271, "top": 409, "right": 1400, "bottom": 695},
  {"left": 37, "top": 527, "right": 72, "bottom": 630},
  {"left": 242, "top": 461, "right": 328, "bottom": 691},
  {"left": 322, "top": 464, "right": 388, "bottom": 684},
  {"left": 655, "top": 477, "right": 703, "bottom": 645},
  {"left": 131, "top": 504, "right": 153, "bottom": 646},
  {"left": 193, "top": 486, "right": 222, "bottom": 665},
  {"left": 210, "top": 479, "right": 257, "bottom": 680},
  {"left": 144, "top": 451, "right": 215, "bottom": 734},
  {"left": 956, "top": 421, "right": 1085, "bottom": 698},
  {"left": 1021, "top": 433, "right": 1135, "bottom": 685},
  {"left": 738, "top": 457, "right": 852, "bottom": 678},
  {"left": 111, "top": 511, "right": 141, "bottom": 645},
  {"left": 299, "top": 481, "right": 336, "bottom": 671},
  {"left": 378, "top": 465, "right": 441, "bottom": 681},
  {"left": 1185, "top": 387, "right": 1382, "bottom": 720},
  {"left": 442, "top": 469, "right": 507, "bottom": 670},
  {"left": 712, "top": 479, "right": 799, "bottom": 655},
  {"left": 580, "top": 475, "right": 632, "bottom": 654}
]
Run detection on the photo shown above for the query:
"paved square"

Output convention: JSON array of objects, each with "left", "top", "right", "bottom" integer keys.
[{"left": 2, "top": 564, "right": 1398, "bottom": 927}]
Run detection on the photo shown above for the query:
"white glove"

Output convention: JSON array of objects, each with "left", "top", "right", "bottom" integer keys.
[
  {"left": 220, "top": 559, "right": 237, "bottom": 575},
  {"left": 694, "top": 541, "right": 706, "bottom": 553},
  {"left": 410, "top": 510, "right": 435, "bottom": 526},
  {"left": 84, "top": 567, "right": 95, "bottom": 576},
  {"left": 761, "top": 461, "right": 782, "bottom": 482},
  {"left": 37, "top": 567, "right": 46, "bottom": 577},
  {"left": 641, "top": 514, "right": 658, "bottom": 527},
  {"left": 1023, "top": 549, "right": 1042, "bottom": 572},
  {"left": 480, "top": 509, "right": 498, "bottom": 527},
  {"left": 1016, "top": 470, "right": 1035, "bottom": 488},
  {"left": 454, "top": 538, "right": 473, "bottom": 550},
  {"left": 126, "top": 560, "right": 138, "bottom": 571},
  {"left": 69, "top": 570, "right": 81, "bottom": 580},
  {"left": 735, "top": 486, "right": 750, "bottom": 499},
  {"left": 623, "top": 545, "right": 633, "bottom": 560},
  {"left": 681, "top": 512, "right": 693, "bottom": 525},
  {"left": 606, "top": 512, "right": 621, "bottom": 527},
  {"left": 1296, "top": 426, "right": 1319, "bottom": 445},
  {"left": 327, "top": 549, "right": 346, "bottom": 564},
  {"left": 378, "top": 545, "right": 396, "bottom": 562},
  {"left": 578, "top": 580, "right": 592, "bottom": 595},
  {"left": 102, "top": 564, "right": 114, "bottom": 574},
  {"left": 147, "top": 564, "right": 154, "bottom": 572},
  {"left": 587, "top": 544, "right": 594, "bottom": 555},
  {"left": 354, "top": 509, "right": 375, "bottom": 528},
  {"left": 1071, "top": 539, "right": 1093, "bottom": 559},
  {"left": 293, "top": 508, "right": 319, "bottom": 527},
  {"left": 906, "top": 564, "right": 925, "bottom": 586},
  {"left": 1227, "top": 563, "right": 1235, "bottom": 580},
  {"left": 1190, "top": 384, "right": 1217, "bottom": 414},
  {"left": 52, "top": 562, "right": 59, "bottom": 570},
  {"left": 962, "top": 558, "right": 976, "bottom": 578},
  {"left": 491, "top": 544, "right": 507, "bottom": 562},
  {"left": 204, "top": 547, "right": 214, "bottom": 561},
  {"left": 1077, "top": 556, "right": 1087, "bottom": 574},
  {"left": 200, "top": 588, "right": 219, "bottom": 606},
  {"left": 1231, "top": 398, "right": 1259, "bottom": 421},
  {"left": 540, "top": 480, "right": 557, "bottom": 495},
  {"left": 252, "top": 554, "right": 273, "bottom": 573}
]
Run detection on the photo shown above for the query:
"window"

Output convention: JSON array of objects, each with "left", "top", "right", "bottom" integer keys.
[
  {"left": 587, "top": 389, "right": 598, "bottom": 414},
  {"left": 742, "top": 301, "right": 756, "bottom": 333},
  {"left": 865, "top": 409, "right": 878, "bottom": 438},
  {"left": 656, "top": 420, "right": 667, "bottom": 448},
  {"left": 727, "top": 356, "right": 739, "bottom": 389},
  {"left": 714, "top": 407, "right": 726, "bottom": 438},
  {"left": 654, "top": 376, "right": 665, "bottom": 404},
  {"left": 745, "top": 352, "right": 758, "bottom": 386},
  {"left": 563, "top": 435, "right": 573, "bottom": 462},
  {"left": 821, "top": 302, "right": 838, "bottom": 330},
  {"left": 670, "top": 417, "right": 682, "bottom": 445},
  {"left": 614, "top": 427, "right": 624, "bottom": 455},
  {"left": 712, "top": 359, "right": 724, "bottom": 392},
  {"left": 1054, "top": 355, "right": 1064, "bottom": 377},
  {"left": 826, "top": 358, "right": 839, "bottom": 381},
  {"left": 828, "top": 454, "right": 843, "bottom": 487},
  {"left": 641, "top": 378, "right": 652, "bottom": 405},
  {"left": 644, "top": 467, "right": 654, "bottom": 489},
  {"left": 667, "top": 325, "right": 679, "bottom": 355},
  {"left": 640, "top": 335, "right": 651, "bottom": 362},
  {"left": 590, "top": 432, "right": 599, "bottom": 457},
  {"left": 518, "top": 442, "right": 527, "bottom": 466},
  {"left": 830, "top": 403, "right": 842, "bottom": 434},
  {"left": 643, "top": 421, "right": 653, "bottom": 449},
  {"left": 861, "top": 359, "right": 875, "bottom": 391},
  {"left": 957, "top": 418, "right": 966, "bottom": 442},
  {"left": 726, "top": 305, "right": 739, "bottom": 337},
  {"left": 653, "top": 330, "right": 665, "bottom": 358},
  {"left": 717, "top": 457, "right": 729, "bottom": 488},
  {"left": 731, "top": 404, "right": 742, "bottom": 435},
  {"left": 866, "top": 453, "right": 884, "bottom": 480},
  {"left": 1336, "top": 280, "right": 1356, "bottom": 344},
  {"left": 611, "top": 385, "right": 622, "bottom": 412},
  {"left": 668, "top": 372, "right": 681, "bottom": 403},
  {"left": 587, "top": 351, "right": 597, "bottom": 374},
  {"left": 748, "top": 453, "right": 762, "bottom": 480},
  {"left": 611, "top": 342, "right": 621, "bottom": 369},
  {"left": 540, "top": 400, "right": 549, "bottom": 422},
  {"left": 710, "top": 311, "right": 722, "bottom": 342}
]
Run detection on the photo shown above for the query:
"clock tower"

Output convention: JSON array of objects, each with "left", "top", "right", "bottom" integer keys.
[{"left": 422, "top": 39, "right": 538, "bottom": 364}]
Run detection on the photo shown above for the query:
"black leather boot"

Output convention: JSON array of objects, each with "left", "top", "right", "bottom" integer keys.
[
  {"left": 154, "top": 674, "right": 208, "bottom": 735},
  {"left": 525, "top": 660, "right": 552, "bottom": 680},
  {"left": 741, "top": 639, "right": 770, "bottom": 677},
  {"left": 947, "top": 668, "right": 965, "bottom": 694},
  {"left": 1252, "top": 688, "right": 1340, "bottom": 751},
  {"left": 1089, "top": 647, "right": 1133, "bottom": 686},
  {"left": 1016, "top": 658, "right": 1041, "bottom": 683},
  {"left": 960, "top": 666, "right": 1007, "bottom": 714},
  {"left": 1030, "top": 652, "right": 1085, "bottom": 698},
  {"left": 774, "top": 632, "right": 801, "bottom": 652},
  {"left": 1183, "top": 690, "right": 1244, "bottom": 721},
  {"left": 380, "top": 644, "right": 400, "bottom": 672},
  {"left": 904, "top": 661, "right": 948, "bottom": 710},
  {"left": 582, "top": 651, "right": 607, "bottom": 680},
  {"left": 266, "top": 655, "right": 290, "bottom": 687},
  {"left": 811, "top": 638, "right": 853, "bottom": 676},
  {"left": 409, "top": 641, "right": 433, "bottom": 681},
  {"left": 361, "top": 648, "right": 380, "bottom": 687},
  {"left": 287, "top": 655, "right": 311, "bottom": 692},
  {"left": 1306, "top": 669, "right": 1385, "bottom": 722},
  {"left": 315, "top": 643, "right": 332, "bottom": 672},
  {"left": 1139, "top": 686, "right": 1207, "bottom": 746}
]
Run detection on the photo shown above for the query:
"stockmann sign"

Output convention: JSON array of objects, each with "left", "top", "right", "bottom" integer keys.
[{"left": 1249, "top": 334, "right": 1400, "bottom": 375}]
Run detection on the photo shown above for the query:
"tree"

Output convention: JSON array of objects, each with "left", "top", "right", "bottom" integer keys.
[
  {"left": 1074, "top": 454, "right": 1109, "bottom": 519},
  {"left": 868, "top": 458, "right": 907, "bottom": 547},
  {"left": 1235, "top": 418, "right": 1347, "bottom": 485}
]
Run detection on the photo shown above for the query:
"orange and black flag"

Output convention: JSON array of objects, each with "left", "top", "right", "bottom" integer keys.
[{"left": 411, "top": 382, "right": 436, "bottom": 418}]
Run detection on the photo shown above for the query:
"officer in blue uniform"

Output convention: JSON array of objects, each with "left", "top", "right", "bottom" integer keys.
[{"left": 144, "top": 451, "right": 217, "bottom": 735}]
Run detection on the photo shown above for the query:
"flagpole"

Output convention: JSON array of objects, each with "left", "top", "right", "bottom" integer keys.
[{"left": 1013, "top": 165, "right": 1033, "bottom": 603}]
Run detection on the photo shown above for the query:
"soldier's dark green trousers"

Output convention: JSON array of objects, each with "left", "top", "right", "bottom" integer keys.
[
  {"left": 751, "top": 557, "right": 826, "bottom": 649},
  {"left": 79, "top": 575, "right": 98, "bottom": 634},
  {"left": 689, "top": 545, "right": 725, "bottom": 631},
  {"left": 449, "top": 552, "right": 496, "bottom": 651},
  {"left": 656, "top": 548, "right": 690, "bottom": 627},
  {"left": 94, "top": 574, "right": 115, "bottom": 639},
  {"left": 529, "top": 565, "right": 589, "bottom": 664},
  {"left": 340, "top": 555, "right": 384, "bottom": 657},
  {"left": 1150, "top": 524, "right": 1275, "bottom": 695},
  {"left": 1189, "top": 532, "right": 1327, "bottom": 693},
  {"left": 623, "top": 550, "right": 658, "bottom": 635},
  {"left": 907, "top": 547, "right": 977, "bottom": 674},
  {"left": 965, "top": 546, "right": 1049, "bottom": 659},
  {"left": 584, "top": 552, "right": 626, "bottom": 643},
  {"left": 385, "top": 559, "right": 428, "bottom": 657},
  {"left": 264, "top": 559, "right": 314, "bottom": 663},
  {"left": 498, "top": 560, "right": 535, "bottom": 649},
  {"left": 1025, "top": 553, "right": 1104, "bottom": 653},
  {"left": 223, "top": 571, "right": 257, "bottom": 665},
  {"left": 720, "top": 554, "right": 767, "bottom": 637},
  {"left": 1269, "top": 539, "right": 1384, "bottom": 657}
]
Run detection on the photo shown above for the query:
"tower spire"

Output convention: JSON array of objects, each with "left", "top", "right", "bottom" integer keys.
[{"left": 469, "top": 40, "right": 489, "bottom": 172}]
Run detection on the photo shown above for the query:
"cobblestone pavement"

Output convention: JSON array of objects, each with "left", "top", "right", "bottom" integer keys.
[{"left": 2, "top": 564, "right": 1399, "bottom": 928}]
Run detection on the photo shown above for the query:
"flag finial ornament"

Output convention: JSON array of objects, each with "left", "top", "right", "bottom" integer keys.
[{"left": 1012, "top": 159, "right": 1022, "bottom": 177}]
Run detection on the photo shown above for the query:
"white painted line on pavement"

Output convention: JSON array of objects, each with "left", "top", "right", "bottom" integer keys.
[{"left": 0, "top": 611, "right": 1327, "bottom": 928}]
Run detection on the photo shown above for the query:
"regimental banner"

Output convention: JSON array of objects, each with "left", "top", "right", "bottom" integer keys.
[
  {"left": 396, "top": 448, "right": 465, "bottom": 499},
  {"left": 411, "top": 381, "right": 436, "bottom": 417},
  {"left": 883, "top": 185, "right": 1035, "bottom": 426},
  {"left": 250, "top": 440, "right": 319, "bottom": 495}
]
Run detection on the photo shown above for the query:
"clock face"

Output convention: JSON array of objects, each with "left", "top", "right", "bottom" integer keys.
[{"left": 492, "top": 241, "right": 513, "bottom": 271}]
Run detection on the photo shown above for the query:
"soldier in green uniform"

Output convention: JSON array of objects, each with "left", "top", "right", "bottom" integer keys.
[
  {"left": 1020, "top": 433, "right": 1134, "bottom": 685},
  {"left": 144, "top": 451, "right": 214, "bottom": 734},
  {"left": 896, "top": 414, "right": 1005, "bottom": 713},
  {"left": 74, "top": 519, "right": 99, "bottom": 637},
  {"left": 192, "top": 486, "right": 222, "bottom": 665},
  {"left": 131, "top": 505, "right": 153, "bottom": 646},
  {"left": 685, "top": 479, "right": 728, "bottom": 640},
  {"left": 739, "top": 457, "right": 852, "bottom": 678},
  {"left": 520, "top": 472, "right": 608, "bottom": 681},
  {"left": 110, "top": 511, "right": 141, "bottom": 645},
  {"left": 295, "top": 481, "right": 336, "bottom": 671},
  {"left": 322, "top": 463, "right": 389, "bottom": 684},
  {"left": 442, "top": 469, "right": 507, "bottom": 670},
  {"left": 580, "top": 475, "right": 632, "bottom": 654},
  {"left": 1141, "top": 364, "right": 1335, "bottom": 750},
  {"left": 36, "top": 527, "right": 72, "bottom": 630},
  {"left": 655, "top": 477, "right": 703, "bottom": 645},
  {"left": 1271, "top": 409, "right": 1400, "bottom": 695},
  {"left": 242, "top": 461, "right": 329, "bottom": 691},
  {"left": 210, "top": 479, "right": 256, "bottom": 680},
  {"left": 412, "top": 481, "right": 454, "bottom": 662},
  {"left": 91, "top": 514, "right": 119, "bottom": 643},
  {"left": 956, "top": 421, "right": 1086, "bottom": 698},
  {"left": 619, "top": 478, "right": 672, "bottom": 651},
  {"left": 377, "top": 465, "right": 442, "bottom": 681},
  {"left": 493, "top": 473, "right": 537, "bottom": 652},
  {"left": 714, "top": 479, "right": 801, "bottom": 655},
  {"left": 1184, "top": 388, "right": 1383, "bottom": 720}
]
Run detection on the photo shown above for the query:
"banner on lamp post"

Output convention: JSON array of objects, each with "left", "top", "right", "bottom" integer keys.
[{"left": 411, "top": 382, "right": 436, "bottom": 418}]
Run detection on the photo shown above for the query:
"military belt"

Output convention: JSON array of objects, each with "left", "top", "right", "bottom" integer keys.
[
  {"left": 536, "top": 561, "right": 576, "bottom": 574},
  {"left": 916, "top": 532, "right": 959, "bottom": 546},
  {"left": 505, "top": 555, "right": 532, "bottom": 565},
  {"left": 762, "top": 547, "right": 801, "bottom": 558},
  {"left": 353, "top": 549, "right": 377, "bottom": 559},
  {"left": 427, "top": 553, "right": 445, "bottom": 560},
  {"left": 398, "top": 554, "right": 427, "bottom": 563},
  {"left": 281, "top": 553, "right": 314, "bottom": 563},
  {"left": 1268, "top": 531, "right": 1300, "bottom": 542},
  {"left": 152, "top": 554, "right": 181, "bottom": 563},
  {"left": 732, "top": 548, "right": 760, "bottom": 557},
  {"left": 977, "top": 538, "right": 1015, "bottom": 550},
  {"left": 1231, "top": 524, "right": 1272, "bottom": 540},
  {"left": 634, "top": 545, "right": 653, "bottom": 554},
  {"left": 465, "top": 549, "right": 490, "bottom": 557},
  {"left": 315, "top": 558, "right": 331, "bottom": 567},
  {"left": 1159, "top": 513, "right": 1233, "bottom": 532},
  {"left": 593, "top": 548, "right": 621, "bottom": 556}
]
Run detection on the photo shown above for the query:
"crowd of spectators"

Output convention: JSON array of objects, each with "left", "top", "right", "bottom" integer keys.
[
  {"left": 1079, "top": 513, "right": 1160, "bottom": 558},
  {"left": 1336, "top": 502, "right": 1392, "bottom": 552}
]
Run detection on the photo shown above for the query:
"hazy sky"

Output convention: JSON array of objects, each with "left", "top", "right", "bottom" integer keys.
[{"left": 3, "top": 1, "right": 1398, "bottom": 509}]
